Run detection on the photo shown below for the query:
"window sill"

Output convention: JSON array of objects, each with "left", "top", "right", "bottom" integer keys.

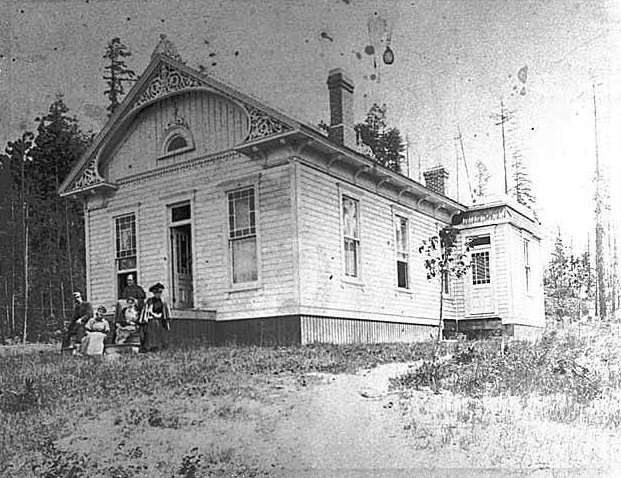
[
  {"left": 157, "top": 146, "right": 195, "bottom": 160},
  {"left": 341, "top": 277, "right": 364, "bottom": 288},
  {"left": 227, "top": 283, "right": 262, "bottom": 293},
  {"left": 396, "top": 287, "right": 413, "bottom": 295}
]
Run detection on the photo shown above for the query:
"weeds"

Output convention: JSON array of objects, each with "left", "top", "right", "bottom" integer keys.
[
  {"left": 392, "top": 324, "right": 621, "bottom": 468},
  {"left": 0, "top": 341, "right": 432, "bottom": 477},
  {"left": 4, "top": 326, "right": 621, "bottom": 474},
  {"left": 392, "top": 330, "right": 608, "bottom": 411}
]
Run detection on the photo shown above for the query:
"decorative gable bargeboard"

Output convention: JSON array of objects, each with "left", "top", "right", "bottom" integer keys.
[{"left": 62, "top": 61, "right": 294, "bottom": 197}]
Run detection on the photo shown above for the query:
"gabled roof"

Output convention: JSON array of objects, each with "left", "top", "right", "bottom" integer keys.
[
  {"left": 58, "top": 35, "right": 466, "bottom": 218},
  {"left": 59, "top": 35, "right": 301, "bottom": 197}
]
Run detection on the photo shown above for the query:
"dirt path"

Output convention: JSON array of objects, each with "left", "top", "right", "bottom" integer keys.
[{"left": 268, "top": 362, "right": 439, "bottom": 477}]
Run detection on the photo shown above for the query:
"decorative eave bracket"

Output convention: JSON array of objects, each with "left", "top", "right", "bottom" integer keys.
[
  {"left": 61, "top": 158, "right": 117, "bottom": 198},
  {"left": 244, "top": 104, "right": 293, "bottom": 142}
]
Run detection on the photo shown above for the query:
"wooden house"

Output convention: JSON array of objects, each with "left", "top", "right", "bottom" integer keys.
[{"left": 59, "top": 36, "right": 544, "bottom": 345}]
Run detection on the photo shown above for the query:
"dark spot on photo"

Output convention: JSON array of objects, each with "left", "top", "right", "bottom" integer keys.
[
  {"left": 364, "top": 45, "right": 375, "bottom": 55},
  {"left": 320, "top": 31, "right": 334, "bottom": 42}
]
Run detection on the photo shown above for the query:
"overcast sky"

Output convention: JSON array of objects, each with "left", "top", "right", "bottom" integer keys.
[{"left": 1, "top": 0, "right": 620, "bottom": 254}]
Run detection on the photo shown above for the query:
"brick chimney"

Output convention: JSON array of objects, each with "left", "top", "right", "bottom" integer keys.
[
  {"left": 423, "top": 167, "right": 449, "bottom": 196},
  {"left": 327, "top": 68, "right": 355, "bottom": 148}
]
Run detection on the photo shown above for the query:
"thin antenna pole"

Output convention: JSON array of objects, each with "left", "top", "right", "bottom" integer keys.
[
  {"left": 454, "top": 134, "right": 460, "bottom": 202},
  {"left": 496, "top": 99, "right": 509, "bottom": 194},
  {"left": 457, "top": 124, "right": 474, "bottom": 203}
]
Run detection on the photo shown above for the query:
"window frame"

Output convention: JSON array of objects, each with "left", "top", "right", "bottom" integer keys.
[
  {"left": 469, "top": 235, "right": 492, "bottom": 286},
  {"left": 158, "top": 124, "right": 195, "bottom": 160},
  {"left": 226, "top": 185, "right": 261, "bottom": 290},
  {"left": 340, "top": 193, "right": 362, "bottom": 283},
  {"left": 523, "top": 238, "right": 531, "bottom": 294},
  {"left": 113, "top": 211, "right": 139, "bottom": 299},
  {"left": 394, "top": 214, "right": 410, "bottom": 290}
]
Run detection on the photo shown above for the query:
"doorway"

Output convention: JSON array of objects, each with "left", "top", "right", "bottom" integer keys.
[
  {"left": 466, "top": 235, "right": 495, "bottom": 316},
  {"left": 169, "top": 203, "right": 193, "bottom": 309}
]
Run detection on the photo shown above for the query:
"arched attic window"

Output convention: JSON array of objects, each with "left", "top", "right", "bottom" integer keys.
[
  {"left": 159, "top": 121, "right": 194, "bottom": 159},
  {"left": 166, "top": 134, "right": 188, "bottom": 153}
]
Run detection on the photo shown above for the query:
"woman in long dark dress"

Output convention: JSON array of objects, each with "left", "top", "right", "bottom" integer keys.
[{"left": 140, "top": 283, "right": 171, "bottom": 352}]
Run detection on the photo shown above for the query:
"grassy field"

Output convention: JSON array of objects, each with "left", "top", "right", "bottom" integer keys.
[{"left": 2, "top": 324, "right": 621, "bottom": 476}]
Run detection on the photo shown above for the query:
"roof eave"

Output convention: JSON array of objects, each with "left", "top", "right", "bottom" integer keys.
[
  {"left": 59, "top": 182, "right": 118, "bottom": 199},
  {"left": 237, "top": 126, "right": 466, "bottom": 215}
]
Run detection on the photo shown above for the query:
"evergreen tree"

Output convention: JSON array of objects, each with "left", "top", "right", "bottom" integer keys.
[
  {"left": 511, "top": 149, "right": 536, "bottom": 210},
  {"left": 354, "top": 103, "right": 405, "bottom": 174},
  {"left": 103, "top": 37, "right": 136, "bottom": 116},
  {"left": 474, "top": 159, "right": 490, "bottom": 201},
  {"left": 0, "top": 96, "right": 91, "bottom": 342},
  {"left": 0, "top": 132, "right": 34, "bottom": 342},
  {"left": 544, "top": 231, "right": 592, "bottom": 321}
]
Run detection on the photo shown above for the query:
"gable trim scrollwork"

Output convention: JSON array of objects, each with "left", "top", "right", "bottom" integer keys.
[
  {"left": 72, "top": 159, "right": 105, "bottom": 190},
  {"left": 128, "top": 63, "right": 293, "bottom": 144},
  {"left": 131, "top": 64, "right": 204, "bottom": 111},
  {"left": 64, "top": 157, "right": 117, "bottom": 196},
  {"left": 244, "top": 104, "right": 292, "bottom": 142}
]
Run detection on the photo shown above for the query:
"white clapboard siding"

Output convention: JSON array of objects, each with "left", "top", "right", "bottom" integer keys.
[
  {"left": 86, "top": 206, "right": 115, "bottom": 310},
  {"left": 88, "top": 138, "right": 296, "bottom": 320},
  {"left": 504, "top": 225, "right": 545, "bottom": 327},
  {"left": 104, "top": 91, "right": 249, "bottom": 182},
  {"left": 493, "top": 225, "right": 510, "bottom": 318},
  {"left": 297, "top": 163, "right": 452, "bottom": 325}
]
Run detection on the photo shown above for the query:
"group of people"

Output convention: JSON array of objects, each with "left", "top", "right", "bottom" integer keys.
[{"left": 62, "top": 275, "right": 172, "bottom": 356}]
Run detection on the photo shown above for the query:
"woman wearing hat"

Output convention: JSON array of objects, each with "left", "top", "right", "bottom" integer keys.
[
  {"left": 139, "top": 283, "right": 171, "bottom": 352},
  {"left": 79, "top": 306, "right": 110, "bottom": 356}
]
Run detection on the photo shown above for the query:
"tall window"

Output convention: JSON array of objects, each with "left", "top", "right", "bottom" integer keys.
[
  {"left": 115, "top": 214, "right": 137, "bottom": 297},
  {"left": 524, "top": 239, "right": 531, "bottom": 292},
  {"left": 395, "top": 215, "right": 409, "bottom": 289},
  {"left": 342, "top": 196, "right": 360, "bottom": 278},
  {"left": 228, "top": 187, "right": 258, "bottom": 284},
  {"left": 470, "top": 235, "right": 491, "bottom": 285}
]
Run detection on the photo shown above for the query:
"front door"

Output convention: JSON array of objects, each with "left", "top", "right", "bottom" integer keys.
[{"left": 171, "top": 224, "right": 193, "bottom": 309}]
